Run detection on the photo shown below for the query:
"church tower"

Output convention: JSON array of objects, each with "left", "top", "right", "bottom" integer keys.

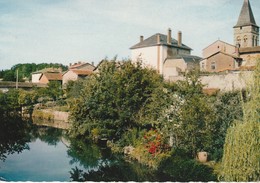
[{"left": 234, "top": 0, "right": 259, "bottom": 48}]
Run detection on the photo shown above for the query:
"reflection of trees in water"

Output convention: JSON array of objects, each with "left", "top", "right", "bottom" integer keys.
[
  {"left": 0, "top": 117, "right": 31, "bottom": 161},
  {"left": 69, "top": 156, "right": 158, "bottom": 182},
  {"left": 30, "top": 125, "right": 64, "bottom": 146},
  {"left": 0, "top": 117, "right": 66, "bottom": 161},
  {"left": 67, "top": 139, "right": 103, "bottom": 169}
]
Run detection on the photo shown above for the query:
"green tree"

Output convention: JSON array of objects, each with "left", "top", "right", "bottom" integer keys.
[
  {"left": 159, "top": 70, "right": 215, "bottom": 157},
  {"left": 220, "top": 60, "right": 260, "bottom": 181},
  {"left": 69, "top": 60, "right": 165, "bottom": 140}
]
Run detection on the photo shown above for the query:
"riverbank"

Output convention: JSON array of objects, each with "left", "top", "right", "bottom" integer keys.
[{"left": 32, "top": 108, "right": 70, "bottom": 129}]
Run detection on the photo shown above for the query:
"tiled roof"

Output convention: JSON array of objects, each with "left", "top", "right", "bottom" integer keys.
[
  {"left": 204, "top": 51, "right": 240, "bottom": 59},
  {"left": 71, "top": 69, "right": 93, "bottom": 76},
  {"left": 130, "top": 33, "right": 192, "bottom": 50},
  {"left": 32, "top": 68, "right": 61, "bottom": 74},
  {"left": 167, "top": 54, "right": 202, "bottom": 63},
  {"left": 42, "top": 72, "right": 62, "bottom": 81},
  {"left": 239, "top": 46, "right": 260, "bottom": 54},
  {"left": 69, "top": 62, "right": 94, "bottom": 69},
  {"left": 234, "top": 0, "right": 258, "bottom": 27}
]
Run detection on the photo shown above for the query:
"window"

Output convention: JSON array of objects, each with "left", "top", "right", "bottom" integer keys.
[
  {"left": 211, "top": 61, "right": 216, "bottom": 70},
  {"left": 244, "top": 35, "right": 248, "bottom": 47},
  {"left": 253, "top": 36, "right": 255, "bottom": 46},
  {"left": 201, "top": 63, "right": 205, "bottom": 69}
]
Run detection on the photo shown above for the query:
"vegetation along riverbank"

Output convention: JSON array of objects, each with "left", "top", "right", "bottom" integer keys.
[{"left": 0, "top": 59, "right": 259, "bottom": 182}]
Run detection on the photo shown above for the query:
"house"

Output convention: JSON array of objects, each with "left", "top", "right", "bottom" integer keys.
[
  {"left": 31, "top": 68, "right": 62, "bottom": 83},
  {"left": 38, "top": 72, "right": 63, "bottom": 84},
  {"left": 164, "top": 55, "right": 201, "bottom": 78},
  {"left": 200, "top": 51, "right": 241, "bottom": 73},
  {"left": 62, "top": 69, "right": 93, "bottom": 85},
  {"left": 62, "top": 61, "right": 95, "bottom": 85},
  {"left": 200, "top": 40, "right": 242, "bottom": 72},
  {"left": 130, "top": 28, "right": 200, "bottom": 79}
]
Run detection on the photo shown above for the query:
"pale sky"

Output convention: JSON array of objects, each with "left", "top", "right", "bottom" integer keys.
[{"left": 0, "top": 0, "right": 260, "bottom": 70}]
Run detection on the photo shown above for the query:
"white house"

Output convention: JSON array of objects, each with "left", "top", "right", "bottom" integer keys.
[{"left": 130, "top": 28, "right": 200, "bottom": 79}]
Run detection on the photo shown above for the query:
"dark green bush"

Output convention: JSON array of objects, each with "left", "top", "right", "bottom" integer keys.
[{"left": 157, "top": 155, "right": 217, "bottom": 182}]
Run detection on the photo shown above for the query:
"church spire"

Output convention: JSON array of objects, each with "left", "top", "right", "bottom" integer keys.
[{"left": 234, "top": 0, "right": 258, "bottom": 28}]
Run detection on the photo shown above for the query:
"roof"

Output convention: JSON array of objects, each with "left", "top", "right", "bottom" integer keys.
[
  {"left": 69, "top": 62, "right": 94, "bottom": 70},
  {"left": 202, "top": 40, "right": 235, "bottom": 51},
  {"left": 204, "top": 51, "right": 240, "bottom": 60},
  {"left": 32, "top": 68, "right": 61, "bottom": 74},
  {"left": 166, "top": 54, "right": 202, "bottom": 63},
  {"left": 40, "top": 72, "right": 62, "bottom": 81},
  {"left": 234, "top": 0, "right": 258, "bottom": 28},
  {"left": 130, "top": 33, "right": 192, "bottom": 50},
  {"left": 71, "top": 69, "right": 93, "bottom": 76},
  {"left": 239, "top": 46, "right": 260, "bottom": 54}
]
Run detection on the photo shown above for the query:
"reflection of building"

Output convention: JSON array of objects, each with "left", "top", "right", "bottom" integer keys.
[{"left": 130, "top": 28, "right": 201, "bottom": 79}]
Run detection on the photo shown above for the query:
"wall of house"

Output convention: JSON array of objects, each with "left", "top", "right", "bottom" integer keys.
[
  {"left": 62, "top": 71, "right": 78, "bottom": 85},
  {"left": 39, "top": 75, "right": 49, "bottom": 84},
  {"left": 240, "top": 53, "right": 260, "bottom": 66},
  {"left": 131, "top": 46, "right": 165, "bottom": 74},
  {"left": 204, "top": 53, "right": 235, "bottom": 72},
  {"left": 131, "top": 45, "right": 190, "bottom": 75},
  {"left": 31, "top": 73, "right": 42, "bottom": 83},
  {"left": 203, "top": 41, "right": 236, "bottom": 58}
]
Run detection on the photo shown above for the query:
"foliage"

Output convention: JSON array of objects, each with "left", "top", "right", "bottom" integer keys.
[
  {"left": 220, "top": 60, "right": 260, "bottom": 181},
  {"left": 1, "top": 63, "right": 67, "bottom": 81},
  {"left": 69, "top": 60, "right": 165, "bottom": 140},
  {"left": 209, "top": 91, "right": 243, "bottom": 160},
  {"left": 69, "top": 157, "right": 158, "bottom": 182},
  {"left": 158, "top": 70, "right": 215, "bottom": 157},
  {"left": 0, "top": 117, "right": 31, "bottom": 161},
  {"left": 157, "top": 154, "right": 217, "bottom": 182}
]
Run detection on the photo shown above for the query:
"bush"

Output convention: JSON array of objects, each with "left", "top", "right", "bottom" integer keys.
[{"left": 157, "top": 156, "right": 217, "bottom": 182}]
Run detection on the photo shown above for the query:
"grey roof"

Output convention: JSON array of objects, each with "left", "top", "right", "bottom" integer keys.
[
  {"left": 166, "top": 54, "right": 202, "bottom": 63},
  {"left": 130, "top": 33, "right": 192, "bottom": 50},
  {"left": 234, "top": 0, "right": 258, "bottom": 28}
]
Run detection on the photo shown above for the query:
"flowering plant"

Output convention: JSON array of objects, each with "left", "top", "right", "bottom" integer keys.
[{"left": 143, "top": 129, "right": 168, "bottom": 156}]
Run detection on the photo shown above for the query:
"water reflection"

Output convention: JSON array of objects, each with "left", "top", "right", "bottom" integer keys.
[
  {"left": 0, "top": 117, "right": 157, "bottom": 181},
  {"left": 0, "top": 117, "right": 31, "bottom": 161}
]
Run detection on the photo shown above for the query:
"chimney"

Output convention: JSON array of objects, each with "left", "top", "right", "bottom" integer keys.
[
  {"left": 92, "top": 61, "right": 94, "bottom": 66},
  {"left": 140, "top": 35, "right": 144, "bottom": 42},
  {"left": 167, "top": 28, "right": 172, "bottom": 44},
  {"left": 178, "top": 31, "right": 182, "bottom": 46},
  {"left": 69, "top": 63, "right": 72, "bottom": 67},
  {"left": 157, "top": 34, "right": 161, "bottom": 44}
]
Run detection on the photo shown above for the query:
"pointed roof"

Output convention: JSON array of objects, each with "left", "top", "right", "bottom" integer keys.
[{"left": 234, "top": 0, "right": 258, "bottom": 28}]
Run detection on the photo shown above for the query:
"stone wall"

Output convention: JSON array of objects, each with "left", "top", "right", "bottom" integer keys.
[{"left": 169, "top": 71, "right": 253, "bottom": 92}]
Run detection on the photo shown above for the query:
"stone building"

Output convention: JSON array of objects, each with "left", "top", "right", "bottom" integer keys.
[
  {"left": 200, "top": 40, "right": 242, "bottom": 72},
  {"left": 235, "top": 0, "right": 260, "bottom": 66}
]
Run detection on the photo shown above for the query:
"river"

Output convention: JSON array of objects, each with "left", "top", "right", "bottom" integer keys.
[{"left": 0, "top": 117, "right": 157, "bottom": 182}]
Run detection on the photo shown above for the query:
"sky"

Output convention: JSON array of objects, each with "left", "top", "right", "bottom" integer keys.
[{"left": 0, "top": 0, "right": 260, "bottom": 70}]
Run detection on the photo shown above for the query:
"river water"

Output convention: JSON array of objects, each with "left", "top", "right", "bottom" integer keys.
[{"left": 0, "top": 117, "right": 157, "bottom": 182}]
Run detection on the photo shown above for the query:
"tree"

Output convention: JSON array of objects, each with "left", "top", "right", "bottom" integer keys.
[
  {"left": 220, "top": 60, "right": 260, "bottom": 181},
  {"left": 159, "top": 70, "right": 215, "bottom": 157},
  {"left": 69, "top": 60, "right": 165, "bottom": 140}
]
